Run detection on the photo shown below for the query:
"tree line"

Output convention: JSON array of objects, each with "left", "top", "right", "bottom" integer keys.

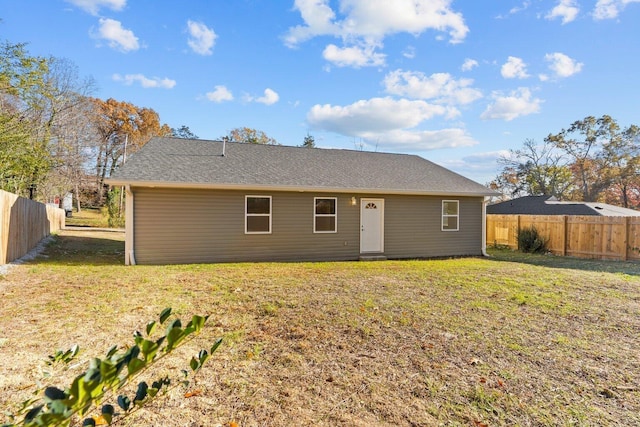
[
  {"left": 0, "top": 40, "right": 177, "bottom": 206},
  {"left": 1, "top": 40, "right": 317, "bottom": 209},
  {"left": 490, "top": 115, "right": 640, "bottom": 208}
]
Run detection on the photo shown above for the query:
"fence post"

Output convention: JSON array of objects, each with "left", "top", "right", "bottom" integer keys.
[
  {"left": 623, "top": 216, "right": 629, "bottom": 261},
  {"left": 561, "top": 215, "right": 567, "bottom": 256},
  {"left": 512, "top": 215, "right": 519, "bottom": 250},
  {"left": 0, "top": 192, "right": 6, "bottom": 264}
]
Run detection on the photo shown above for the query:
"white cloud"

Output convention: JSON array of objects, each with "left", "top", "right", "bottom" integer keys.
[
  {"left": 94, "top": 18, "right": 139, "bottom": 52},
  {"left": 187, "top": 20, "right": 216, "bottom": 55},
  {"left": 546, "top": 0, "right": 580, "bottom": 24},
  {"left": 284, "top": 0, "right": 338, "bottom": 46},
  {"left": 510, "top": 1, "right": 531, "bottom": 14},
  {"left": 501, "top": 56, "right": 529, "bottom": 79},
  {"left": 206, "top": 85, "right": 234, "bottom": 102},
  {"left": 460, "top": 150, "right": 510, "bottom": 166},
  {"left": 360, "top": 128, "right": 478, "bottom": 150},
  {"left": 496, "top": 1, "right": 531, "bottom": 19},
  {"left": 593, "top": 0, "right": 618, "bottom": 18},
  {"left": 440, "top": 150, "right": 509, "bottom": 178},
  {"left": 383, "top": 69, "right": 482, "bottom": 106},
  {"left": 322, "top": 43, "right": 386, "bottom": 67},
  {"left": 307, "top": 97, "right": 449, "bottom": 135},
  {"left": 593, "top": 0, "right": 640, "bottom": 19},
  {"left": 461, "top": 58, "right": 478, "bottom": 71},
  {"left": 545, "top": 52, "right": 583, "bottom": 77},
  {"left": 402, "top": 46, "right": 416, "bottom": 59},
  {"left": 66, "top": 0, "right": 125, "bottom": 15},
  {"left": 481, "top": 88, "right": 542, "bottom": 121},
  {"left": 112, "top": 73, "right": 176, "bottom": 89},
  {"left": 339, "top": 0, "right": 469, "bottom": 43},
  {"left": 248, "top": 88, "right": 279, "bottom": 105},
  {"left": 307, "top": 96, "right": 477, "bottom": 150},
  {"left": 284, "top": 0, "right": 469, "bottom": 47}
]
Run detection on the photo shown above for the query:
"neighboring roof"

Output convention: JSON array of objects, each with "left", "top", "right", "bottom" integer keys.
[
  {"left": 487, "top": 195, "right": 640, "bottom": 216},
  {"left": 106, "top": 137, "right": 496, "bottom": 197}
]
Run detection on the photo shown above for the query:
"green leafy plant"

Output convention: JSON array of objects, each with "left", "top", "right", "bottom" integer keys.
[
  {"left": 2, "top": 308, "right": 222, "bottom": 427},
  {"left": 517, "top": 226, "right": 548, "bottom": 254}
]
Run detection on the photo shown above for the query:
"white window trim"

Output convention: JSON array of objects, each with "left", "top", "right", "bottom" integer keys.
[
  {"left": 314, "top": 197, "right": 337, "bottom": 233},
  {"left": 245, "top": 195, "right": 272, "bottom": 234},
  {"left": 442, "top": 200, "right": 459, "bottom": 232}
]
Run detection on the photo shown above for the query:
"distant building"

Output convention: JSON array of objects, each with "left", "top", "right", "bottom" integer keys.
[{"left": 487, "top": 195, "right": 640, "bottom": 216}]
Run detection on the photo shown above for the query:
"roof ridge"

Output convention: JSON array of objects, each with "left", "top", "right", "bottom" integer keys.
[{"left": 155, "top": 136, "right": 423, "bottom": 158}]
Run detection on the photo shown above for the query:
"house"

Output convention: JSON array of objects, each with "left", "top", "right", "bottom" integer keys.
[
  {"left": 105, "top": 137, "right": 497, "bottom": 265},
  {"left": 487, "top": 195, "right": 640, "bottom": 216}
]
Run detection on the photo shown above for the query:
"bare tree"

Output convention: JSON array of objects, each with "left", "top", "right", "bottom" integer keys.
[
  {"left": 171, "top": 125, "right": 199, "bottom": 139},
  {"left": 491, "top": 139, "right": 574, "bottom": 199},
  {"left": 546, "top": 115, "right": 616, "bottom": 202},
  {"left": 42, "top": 57, "right": 98, "bottom": 208}
]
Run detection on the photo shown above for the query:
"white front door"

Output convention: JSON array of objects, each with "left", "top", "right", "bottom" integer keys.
[{"left": 360, "top": 198, "right": 384, "bottom": 253}]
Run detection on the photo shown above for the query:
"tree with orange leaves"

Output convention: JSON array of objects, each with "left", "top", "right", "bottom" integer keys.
[
  {"left": 225, "top": 127, "right": 278, "bottom": 145},
  {"left": 91, "top": 97, "right": 171, "bottom": 202}
]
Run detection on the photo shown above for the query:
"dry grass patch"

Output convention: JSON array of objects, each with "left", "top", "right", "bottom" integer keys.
[
  {"left": 0, "top": 230, "right": 639, "bottom": 426},
  {"left": 65, "top": 208, "right": 111, "bottom": 228}
]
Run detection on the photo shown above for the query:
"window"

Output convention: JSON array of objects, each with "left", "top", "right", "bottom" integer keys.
[
  {"left": 442, "top": 200, "right": 459, "bottom": 231},
  {"left": 245, "top": 196, "right": 271, "bottom": 234},
  {"left": 314, "top": 197, "right": 337, "bottom": 233}
]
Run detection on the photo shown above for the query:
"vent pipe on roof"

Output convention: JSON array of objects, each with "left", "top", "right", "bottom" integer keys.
[{"left": 222, "top": 136, "right": 227, "bottom": 157}]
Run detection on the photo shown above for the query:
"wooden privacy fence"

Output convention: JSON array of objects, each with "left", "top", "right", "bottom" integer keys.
[
  {"left": 487, "top": 214, "right": 640, "bottom": 261},
  {"left": 0, "top": 190, "right": 65, "bottom": 264}
]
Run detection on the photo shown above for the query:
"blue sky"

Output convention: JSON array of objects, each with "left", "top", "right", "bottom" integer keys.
[{"left": 2, "top": 0, "right": 639, "bottom": 184}]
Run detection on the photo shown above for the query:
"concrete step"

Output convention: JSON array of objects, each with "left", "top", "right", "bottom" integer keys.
[{"left": 359, "top": 255, "right": 387, "bottom": 261}]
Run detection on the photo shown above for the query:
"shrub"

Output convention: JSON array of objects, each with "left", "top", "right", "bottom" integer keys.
[
  {"left": 2, "top": 308, "right": 221, "bottom": 427},
  {"left": 517, "top": 226, "right": 548, "bottom": 254}
]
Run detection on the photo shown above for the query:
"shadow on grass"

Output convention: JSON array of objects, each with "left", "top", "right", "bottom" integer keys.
[
  {"left": 26, "top": 230, "right": 640, "bottom": 274},
  {"left": 486, "top": 247, "right": 640, "bottom": 276},
  {"left": 33, "top": 233, "right": 125, "bottom": 266}
]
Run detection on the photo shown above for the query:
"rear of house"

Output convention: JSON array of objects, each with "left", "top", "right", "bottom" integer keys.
[{"left": 107, "top": 137, "right": 495, "bottom": 265}]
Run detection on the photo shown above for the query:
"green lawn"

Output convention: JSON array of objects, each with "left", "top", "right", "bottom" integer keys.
[
  {"left": 64, "top": 207, "right": 112, "bottom": 228},
  {"left": 1, "top": 230, "right": 638, "bottom": 426}
]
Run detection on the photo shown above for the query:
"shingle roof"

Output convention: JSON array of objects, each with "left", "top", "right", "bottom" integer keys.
[
  {"left": 106, "top": 137, "right": 496, "bottom": 196},
  {"left": 487, "top": 195, "right": 640, "bottom": 216}
]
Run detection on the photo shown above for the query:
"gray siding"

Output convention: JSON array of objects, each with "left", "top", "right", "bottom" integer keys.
[
  {"left": 131, "top": 187, "right": 483, "bottom": 264},
  {"left": 384, "top": 195, "right": 483, "bottom": 258},
  {"left": 132, "top": 188, "right": 360, "bottom": 264}
]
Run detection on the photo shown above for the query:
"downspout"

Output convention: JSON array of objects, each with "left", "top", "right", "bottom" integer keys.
[
  {"left": 125, "top": 185, "right": 136, "bottom": 265},
  {"left": 482, "top": 197, "right": 489, "bottom": 257}
]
